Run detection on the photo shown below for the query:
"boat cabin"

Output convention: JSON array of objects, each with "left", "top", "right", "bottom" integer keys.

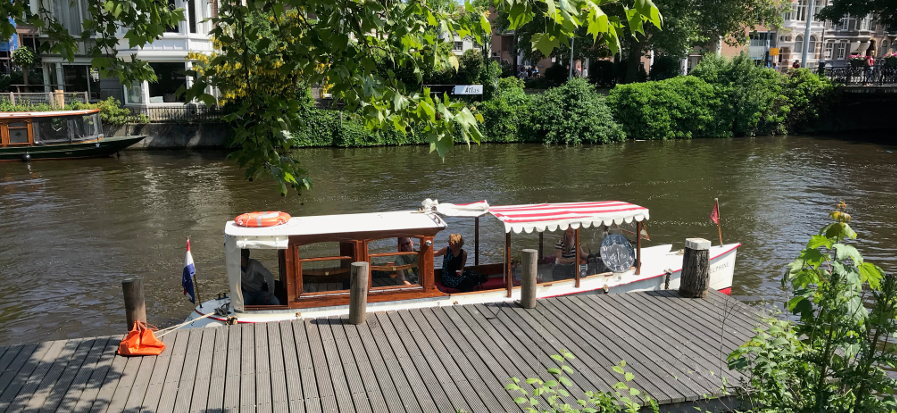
[
  {"left": 0, "top": 109, "right": 103, "bottom": 147},
  {"left": 225, "top": 210, "right": 450, "bottom": 311},
  {"left": 224, "top": 200, "right": 651, "bottom": 313}
]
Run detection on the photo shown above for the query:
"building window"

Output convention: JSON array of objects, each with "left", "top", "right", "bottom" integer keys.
[
  {"left": 795, "top": 35, "right": 804, "bottom": 53},
  {"left": 453, "top": 41, "right": 463, "bottom": 51},
  {"left": 808, "top": 36, "right": 817, "bottom": 58},
  {"left": 62, "top": 65, "right": 100, "bottom": 101},
  {"left": 859, "top": 16, "right": 871, "bottom": 31},
  {"left": 125, "top": 82, "right": 144, "bottom": 104},
  {"left": 825, "top": 41, "right": 834, "bottom": 59},
  {"left": 881, "top": 41, "right": 889, "bottom": 56},
  {"left": 783, "top": 4, "right": 792, "bottom": 21},
  {"left": 148, "top": 62, "right": 187, "bottom": 103},
  {"left": 836, "top": 41, "right": 847, "bottom": 59},
  {"left": 188, "top": 0, "right": 198, "bottom": 34},
  {"left": 795, "top": 0, "right": 808, "bottom": 21},
  {"left": 165, "top": 0, "right": 179, "bottom": 33}
]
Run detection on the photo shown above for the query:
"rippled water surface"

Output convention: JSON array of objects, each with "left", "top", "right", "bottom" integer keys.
[{"left": 1, "top": 136, "right": 896, "bottom": 346}]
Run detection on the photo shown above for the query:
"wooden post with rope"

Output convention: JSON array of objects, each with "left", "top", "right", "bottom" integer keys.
[{"left": 349, "top": 262, "right": 369, "bottom": 325}]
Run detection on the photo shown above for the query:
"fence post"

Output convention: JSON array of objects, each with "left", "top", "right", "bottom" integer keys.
[
  {"left": 83, "top": 91, "right": 89, "bottom": 104},
  {"left": 8, "top": 92, "right": 14, "bottom": 105},
  {"left": 54, "top": 90, "right": 64, "bottom": 108},
  {"left": 349, "top": 262, "right": 369, "bottom": 325},
  {"left": 678, "top": 238, "right": 711, "bottom": 298},
  {"left": 122, "top": 278, "right": 147, "bottom": 329},
  {"left": 519, "top": 249, "right": 538, "bottom": 309}
]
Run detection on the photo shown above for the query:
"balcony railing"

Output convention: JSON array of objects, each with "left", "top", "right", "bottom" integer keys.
[
  {"left": 127, "top": 105, "right": 225, "bottom": 123},
  {"left": 822, "top": 66, "right": 897, "bottom": 85}
]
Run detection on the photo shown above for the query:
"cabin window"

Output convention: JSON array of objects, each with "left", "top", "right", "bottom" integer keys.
[
  {"left": 241, "top": 248, "right": 286, "bottom": 306},
  {"left": 367, "top": 237, "right": 423, "bottom": 289},
  {"left": 6, "top": 122, "right": 30, "bottom": 145},
  {"left": 296, "top": 242, "right": 355, "bottom": 295}
]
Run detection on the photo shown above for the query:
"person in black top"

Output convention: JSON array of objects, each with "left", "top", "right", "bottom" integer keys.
[{"left": 434, "top": 234, "right": 486, "bottom": 292}]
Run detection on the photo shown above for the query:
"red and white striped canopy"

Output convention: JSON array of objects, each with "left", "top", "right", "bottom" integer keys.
[{"left": 488, "top": 201, "right": 649, "bottom": 234}]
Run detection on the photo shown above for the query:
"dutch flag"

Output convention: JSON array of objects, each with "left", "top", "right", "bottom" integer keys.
[{"left": 183, "top": 239, "right": 196, "bottom": 304}]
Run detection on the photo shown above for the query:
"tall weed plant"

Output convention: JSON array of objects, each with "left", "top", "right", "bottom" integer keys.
[{"left": 728, "top": 202, "right": 895, "bottom": 413}]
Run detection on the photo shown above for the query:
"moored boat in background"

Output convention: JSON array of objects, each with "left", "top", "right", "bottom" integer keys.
[{"left": 0, "top": 109, "right": 144, "bottom": 161}]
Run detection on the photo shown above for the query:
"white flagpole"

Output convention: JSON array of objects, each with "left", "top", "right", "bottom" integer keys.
[{"left": 189, "top": 236, "right": 201, "bottom": 304}]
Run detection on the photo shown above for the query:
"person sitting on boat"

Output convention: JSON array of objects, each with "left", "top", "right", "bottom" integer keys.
[
  {"left": 553, "top": 226, "right": 589, "bottom": 280},
  {"left": 434, "top": 234, "right": 487, "bottom": 292},
  {"left": 394, "top": 237, "right": 419, "bottom": 285},
  {"left": 241, "top": 249, "right": 280, "bottom": 305}
]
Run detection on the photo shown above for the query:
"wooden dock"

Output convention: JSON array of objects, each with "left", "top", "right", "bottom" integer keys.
[{"left": 0, "top": 290, "right": 759, "bottom": 413}]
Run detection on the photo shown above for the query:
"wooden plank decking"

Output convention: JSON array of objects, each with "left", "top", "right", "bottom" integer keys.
[{"left": 0, "top": 290, "right": 760, "bottom": 412}]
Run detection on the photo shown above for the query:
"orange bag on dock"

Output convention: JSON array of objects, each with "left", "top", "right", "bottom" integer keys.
[{"left": 117, "top": 321, "right": 165, "bottom": 356}]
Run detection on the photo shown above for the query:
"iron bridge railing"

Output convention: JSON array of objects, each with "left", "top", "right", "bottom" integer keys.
[{"left": 821, "top": 65, "right": 897, "bottom": 86}]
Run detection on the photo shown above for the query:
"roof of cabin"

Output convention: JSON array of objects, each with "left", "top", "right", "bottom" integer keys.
[
  {"left": 224, "top": 210, "right": 447, "bottom": 239},
  {"left": 0, "top": 109, "right": 101, "bottom": 118}
]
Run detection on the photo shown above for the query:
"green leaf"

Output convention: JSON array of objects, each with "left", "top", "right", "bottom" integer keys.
[
  {"left": 514, "top": 397, "right": 527, "bottom": 404},
  {"left": 624, "top": 372, "right": 634, "bottom": 381},
  {"left": 479, "top": 14, "right": 491, "bottom": 36},
  {"left": 558, "top": 377, "right": 572, "bottom": 386},
  {"left": 807, "top": 234, "right": 833, "bottom": 250},
  {"left": 526, "top": 378, "right": 541, "bottom": 385},
  {"left": 796, "top": 248, "right": 827, "bottom": 269},
  {"left": 612, "top": 365, "right": 625, "bottom": 374},
  {"left": 550, "top": 354, "right": 564, "bottom": 362},
  {"left": 834, "top": 243, "right": 863, "bottom": 265},
  {"left": 531, "top": 33, "right": 560, "bottom": 57},
  {"left": 547, "top": 368, "right": 561, "bottom": 375},
  {"left": 630, "top": 387, "right": 640, "bottom": 396},
  {"left": 448, "top": 55, "right": 459, "bottom": 72},
  {"left": 859, "top": 262, "right": 884, "bottom": 289}
]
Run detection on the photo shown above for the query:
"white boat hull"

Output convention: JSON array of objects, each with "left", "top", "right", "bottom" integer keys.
[{"left": 184, "top": 243, "right": 739, "bottom": 328}]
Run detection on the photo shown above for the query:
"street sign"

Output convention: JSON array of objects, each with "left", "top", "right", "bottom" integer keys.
[
  {"left": 770, "top": 48, "right": 779, "bottom": 56},
  {"left": 452, "top": 85, "right": 483, "bottom": 95}
]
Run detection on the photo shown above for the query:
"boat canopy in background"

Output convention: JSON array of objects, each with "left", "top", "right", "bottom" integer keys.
[
  {"left": 488, "top": 201, "right": 649, "bottom": 234},
  {"left": 30, "top": 111, "right": 103, "bottom": 144},
  {"left": 421, "top": 199, "right": 490, "bottom": 218}
]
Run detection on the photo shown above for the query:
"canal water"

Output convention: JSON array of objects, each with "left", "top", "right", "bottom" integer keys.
[{"left": 1, "top": 136, "right": 896, "bottom": 346}]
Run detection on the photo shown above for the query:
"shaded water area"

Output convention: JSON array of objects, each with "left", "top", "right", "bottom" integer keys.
[{"left": 1, "top": 136, "right": 896, "bottom": 346}]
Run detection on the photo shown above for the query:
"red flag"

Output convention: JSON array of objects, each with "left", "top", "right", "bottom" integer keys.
[{"left": 710, "top": 200, "right": 720, "bottom": 225}]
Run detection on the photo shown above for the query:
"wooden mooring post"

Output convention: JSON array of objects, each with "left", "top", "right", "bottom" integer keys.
[
  {"left": 349, "top": 261, "right": 369, "bottom": 324},
  {"left": 520, "top": 249, "right": 538, "bottom": 309},
  {"left": 122, "top": 278, "right": 146, "bottom": 329},
  {"left": 679, "top": 238, "right": 711, "bottom": 298}
]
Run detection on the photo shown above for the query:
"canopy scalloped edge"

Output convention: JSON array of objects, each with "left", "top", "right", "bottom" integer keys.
[{"left": 503, "top": 212, "right": 649, "bottom": 234}]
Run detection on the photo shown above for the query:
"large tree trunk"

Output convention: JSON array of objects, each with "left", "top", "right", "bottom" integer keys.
[
  {"left": 623, "top": 36, "right": 646, "bottom": 84},
  {"left": 22, "top": 68, "right": 28, "bottom": 92}
]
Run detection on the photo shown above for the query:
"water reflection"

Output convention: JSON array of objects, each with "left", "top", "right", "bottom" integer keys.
[{"left": 0, "top": 136, "right": 895, "bottom": 345}]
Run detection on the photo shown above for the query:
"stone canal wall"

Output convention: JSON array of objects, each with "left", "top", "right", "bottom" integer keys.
[{"left": 106, "top": 123, "right": 230, "bottom": 149}]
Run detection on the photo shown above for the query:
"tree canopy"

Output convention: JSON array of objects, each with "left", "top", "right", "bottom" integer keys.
[
  {"left": 818, "top": 0, "right": 897, "bottom": 30},
  {"left": 0, "top": 0, "right": 662, "bottom": 194}
]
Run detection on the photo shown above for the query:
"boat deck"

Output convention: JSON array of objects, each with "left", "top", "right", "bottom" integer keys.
[{"left": 0, "top": 290, "right": 759, "bottom": 412}]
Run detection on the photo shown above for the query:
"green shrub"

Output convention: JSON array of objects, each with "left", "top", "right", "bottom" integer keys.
[
  {"left": 71, "top": 97, "right": 148, "bottom": 126},
  {"left": 607, "top": 76, "right": 728, "bottom": 140},
  {"left": 525, "top": 78, "right": 624, "bottom": 145},
  {"left": 690, "top": 54, "right": 787, "bottom": 136},
  {"left": 543, "top": 63, "right": 569, "bottom": 87},
  {"left": 781, "top": 68, "right": 836, "bottom": 133},
  {"left": 588, "top": 60, "right": 625, "bottom": 87},
  {"left": 649, "top": 56, "right": 679, "bottom": 81},
  {"left": 475, "top": 77, "right": 531, "bottom": 142}
]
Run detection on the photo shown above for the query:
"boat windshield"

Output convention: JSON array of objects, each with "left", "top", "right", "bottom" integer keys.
[{"left": 32, "top": 112, "right": 103, "bottom": 144}]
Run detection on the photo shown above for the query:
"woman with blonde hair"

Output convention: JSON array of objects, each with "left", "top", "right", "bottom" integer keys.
[{"left": 434, "top": 233, "right": 486, "bottom": 292}]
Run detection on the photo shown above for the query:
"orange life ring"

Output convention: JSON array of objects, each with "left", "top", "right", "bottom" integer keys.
[{"left": 234, "top": 211, "right": 291, "bottom": 227}]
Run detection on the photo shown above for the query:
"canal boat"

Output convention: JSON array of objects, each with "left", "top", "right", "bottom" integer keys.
[
  {"left": 0, "top": 109, "right": 145, "bottom": 161},
  {"left": 185, "top": 200, "right": 739, "bottom": 327}
]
